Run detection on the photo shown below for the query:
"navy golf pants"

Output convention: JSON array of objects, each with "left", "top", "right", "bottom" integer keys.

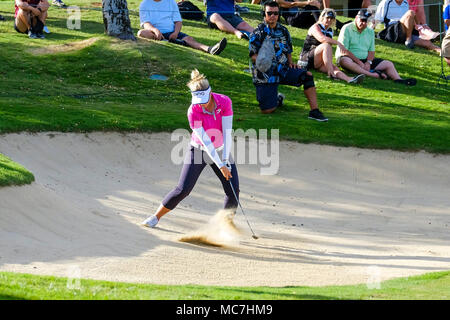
[{"left": 162, "top": 146, "right": 240, "bottom": 211}]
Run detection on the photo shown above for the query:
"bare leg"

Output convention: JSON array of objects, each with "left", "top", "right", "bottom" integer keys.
[
  {"left": 338, "top": 56, "right": 379, "bottom": 78},
  {"left": 314, "top": 43, "right": 353, "bottom": 81},
  {"left": 304, "top": 84, "right": 318, "bottom": 110},
  {"left": 361, "top": 0, "right": 371, "bottom": 8},
  {"left": 210, "top": 13, "right": 246, "bottom": 39},
  {"left": 154, "top": 204, "right": 171, "bottom": 220},
  {"left": 445, "top": 57, "right": 450, "bottom": 67},
  {"left": 137, "top": 29, "right": 158, "bottom": 40},
  {"left": 236, "top": 21, "right": 254, "bottom": 33},
  {"left": 400, "top": 10, "right": 416, "bottom": 42},
  {"left": 38, "top": 0, "right": 49, "bottom": 24},
  {"left": 414, "top": 38, "right": 441, "bottom": 53},
  {"left": 314, "top": 43, "right": 334, "bottom": 77},
  {"left": 15, "top": 10, "right": 31, "bottom": 32},
  {"left": 182, "top": 36, "right": 210, "bottom": 53},
  {"left": 373, "top": 60, "right": 400, "bottom": 80}
]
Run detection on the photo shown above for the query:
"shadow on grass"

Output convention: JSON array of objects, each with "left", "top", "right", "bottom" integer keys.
[
  {"left": 207, "top": 287, "right": 344, "bottom": 300},
  {"left": 0, "top": 294, "right": 26, "bottom": 300}
]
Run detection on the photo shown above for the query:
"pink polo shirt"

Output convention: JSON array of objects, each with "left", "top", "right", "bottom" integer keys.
[{"left": 187, "top": 92, "right": 233, "bottom": 149}]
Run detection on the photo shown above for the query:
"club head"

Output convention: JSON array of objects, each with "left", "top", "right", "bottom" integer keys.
[{"left": 252, "top": 235, "right": 259, "bottom": 240}]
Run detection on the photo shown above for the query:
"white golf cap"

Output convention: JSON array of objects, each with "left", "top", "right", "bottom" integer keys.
[{"left": 191, "top": 86, "right": 211, "bottom": 105}]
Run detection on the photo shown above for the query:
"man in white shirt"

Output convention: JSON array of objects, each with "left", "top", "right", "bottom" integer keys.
[
  {"left": 138, "top": 0, "right": 227, "bottom": 55},
  {"left": 375, "top": 0, "right": 440, "bottom": 52}
]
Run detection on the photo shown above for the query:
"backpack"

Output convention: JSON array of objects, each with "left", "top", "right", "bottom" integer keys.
[
  {"left": 256, "top": 37, "right": 275, "bottom": 73},
  {"left": 177, "top": 1, "right": 204, "bottom": 21}
]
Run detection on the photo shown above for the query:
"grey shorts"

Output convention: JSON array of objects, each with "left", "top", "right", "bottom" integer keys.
[{"left": 207, "top": 13, "right": 244, "bottom": 29}]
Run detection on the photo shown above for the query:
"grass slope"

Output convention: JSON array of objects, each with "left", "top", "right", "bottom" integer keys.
[
  {"left": 0, "top": 271, "right": 449, "bottom": 300},
  {"left": 0, "top": 0, "right": 448, "bottom": 152},
  {"left": 0, "top": 153, "right": 34, "bottom": 186}
]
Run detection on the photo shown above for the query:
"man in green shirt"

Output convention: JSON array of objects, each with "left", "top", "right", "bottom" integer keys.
[{"left": 335, "top": 9, "right": 416, "bottom": 86}]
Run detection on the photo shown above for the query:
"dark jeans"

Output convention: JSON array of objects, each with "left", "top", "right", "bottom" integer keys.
[{"left": 162, "top": 146, "right": 240, "bottom": 211}]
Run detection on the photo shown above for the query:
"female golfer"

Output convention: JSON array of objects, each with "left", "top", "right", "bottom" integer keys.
[
  {"left": 299, "top": 8, "right": 365, "bottom": 84},
  {"left": 141, "top": 69, "right": 239, "bottom": 228}
]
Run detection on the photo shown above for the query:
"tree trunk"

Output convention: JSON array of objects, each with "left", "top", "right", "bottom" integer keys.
[{"left": 102, "top": 0, "right": 136, "bottom": 40}]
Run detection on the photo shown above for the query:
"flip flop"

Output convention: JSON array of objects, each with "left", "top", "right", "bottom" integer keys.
[{"left": 373, "top": 70, "right": 388, "bottom": 80}]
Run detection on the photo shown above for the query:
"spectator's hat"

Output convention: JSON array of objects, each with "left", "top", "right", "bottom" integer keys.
[
  {"left": 325, "top": 10, "right": 336, "bottom": 19},
  {"left": 356, "top": 9, "right": 372, "bottom": 20}
]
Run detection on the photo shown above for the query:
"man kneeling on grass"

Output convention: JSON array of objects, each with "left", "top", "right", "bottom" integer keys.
[
  {"left": 138, "top": 0, "right": 227, "bottom": 56},
  {"left": 249, "top": 1, "right": 328, "bottom": 122},
  {"left": 336, "top": 10, "right": 417, "bottom": 86},
  {"left": 14, "top": 0, "right": 49, "bottom": 39}
]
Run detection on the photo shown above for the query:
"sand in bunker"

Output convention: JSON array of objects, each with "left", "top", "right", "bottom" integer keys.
[{"left": 0, "top": 132, "right": 449, "bottom": 287}]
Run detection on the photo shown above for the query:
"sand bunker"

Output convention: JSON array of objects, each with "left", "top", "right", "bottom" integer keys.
[{"left": 0, "top": 132, "right": 449, "bottom": 287}]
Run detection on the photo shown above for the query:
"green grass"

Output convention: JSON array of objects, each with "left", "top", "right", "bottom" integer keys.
[
  {"left": 0, "top": 1, "right": 448, "bottom": 150},
  {"left": 0, "top": 153, "right": 34, "bottom": 186},
  {"left": 1, "top": 271, "right": 449, "bottom": 300}
]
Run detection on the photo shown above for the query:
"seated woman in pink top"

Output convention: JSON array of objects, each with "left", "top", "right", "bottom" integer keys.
[{"left": 141, "top": 69, "right": 239, "bottom": 228}]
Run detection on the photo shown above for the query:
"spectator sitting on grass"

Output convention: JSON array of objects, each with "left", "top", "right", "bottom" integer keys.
[
  {"left": 249, "top": 1, "right": 328, "bottom": 121},
  {"left": 336, "top": 9, "right": 417, "bottom": 86},
  {"left": 14, "top": 0, "right": 49, "bottom": 39},
  {"left": 205, "top": 0, "right": 254, "bottom": 40},
  {"left": 374, "top": 0, "right": 440, "bottom": 52},
  {"left": 252, "top": 0, "right": 321, "bottom": 30},
  {"left": 138, "top": 0, "right": 227, "bottom": 56},
  {"left": 299, "top": 8, "right": 365, "bottom": 84}
]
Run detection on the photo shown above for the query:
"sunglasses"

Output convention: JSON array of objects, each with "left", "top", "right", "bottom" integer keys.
[{"left": 266, "top": 11, "right": 279, "bottom": 16}]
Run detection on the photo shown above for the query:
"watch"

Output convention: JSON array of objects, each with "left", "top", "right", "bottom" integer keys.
[{"left": 367, "top": 60, "right": 373, "bottom": 65}]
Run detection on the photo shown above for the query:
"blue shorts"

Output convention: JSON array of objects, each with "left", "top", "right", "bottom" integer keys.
[
  {"left": 162, "top": 31, "right": 189, "bottom": 41},
  {"left": 255, "top": 68, "right": 315, "bottom": 111},
  {"left": 207, "top": 13, "right": 244, "bottom": 29}
]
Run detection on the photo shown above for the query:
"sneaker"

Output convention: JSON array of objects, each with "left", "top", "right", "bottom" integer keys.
[
  {"left": 308, "top": 108, "right": 328, "bottom": 122},
  {"left": 141, "top": 215, "right": 159, "bottom": 228},
  {"left": 405, "top": 39, "right": 415, "bottom": 49},
  {"left": 28, "top": 31, "right": 38, "bottom": 39},
  {"left": 43, "top": 25, "right": 50, "bottom": 34},
  {"left": 348, "top": 74, "right": 365, "bottom": 84},
  {"left": 209, "top": 37, "right": 227, "bottom": 55},
  {"left": 36, "top": 32, "right": 45, "bottom": 39},
  {"left": 277, "top": 93, "right": 285, "bottom": 108},
  {"left": 394, "top": 78, "right": 417, "bottom": 86},
  {"left": 52, "top": 0, "right": 67, "bottom": 7}
]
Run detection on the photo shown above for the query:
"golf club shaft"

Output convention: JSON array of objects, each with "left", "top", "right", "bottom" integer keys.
[{"left": 228, "top": 180, "right": 257, "bottom": 238}]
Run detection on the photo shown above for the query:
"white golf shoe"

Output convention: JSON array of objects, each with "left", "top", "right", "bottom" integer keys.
[{"left": 141, "top": 215, "right": 159, "bottom": 228}]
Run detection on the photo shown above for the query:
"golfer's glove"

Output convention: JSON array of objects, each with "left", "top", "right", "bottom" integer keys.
[{"left": 223, "top": 160, "right": 232, "bottom": 171}]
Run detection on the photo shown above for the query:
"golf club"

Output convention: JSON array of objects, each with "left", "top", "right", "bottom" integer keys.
[{"left": 228, "top": 180, "right": 259, "bottom": 240}]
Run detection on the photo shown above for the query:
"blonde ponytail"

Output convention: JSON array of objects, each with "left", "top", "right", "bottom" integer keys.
[{"left": 187, "top": 69, "right": 210, "bottom": 91}]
